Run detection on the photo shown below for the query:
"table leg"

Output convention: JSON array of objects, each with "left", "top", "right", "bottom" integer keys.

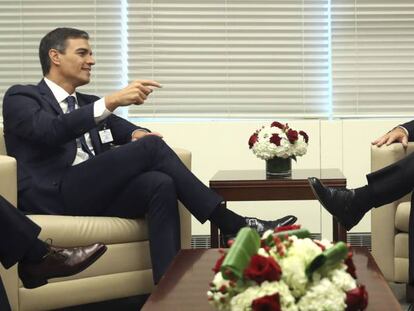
[
  {"left": 333, "top": 218, "right": 347, "bottom": 243},
  {"left": 210, "top": 223, "right": 219, "bottom": 248},
  {"left": 210, "top": 201, "right": 228, "bottom": 248}
]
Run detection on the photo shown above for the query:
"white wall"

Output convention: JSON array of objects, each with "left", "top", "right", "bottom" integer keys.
[{"left": 139, "top": 118, "right": 411, "bottom": 239}]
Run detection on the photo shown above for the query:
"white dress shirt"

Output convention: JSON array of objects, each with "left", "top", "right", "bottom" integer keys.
[{"left": 44, "top": 77, "right": 112, "bottom": 165}]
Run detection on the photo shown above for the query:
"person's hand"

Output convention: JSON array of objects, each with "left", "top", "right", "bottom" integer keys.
[
  {"left": 371, "top": 127, "right": 408, "bottom": 148},
  {"left": 131, "top": 130, "right": 163, "bottom": 142},
  {"left": 105, "top": 80, "right": 161, "bottom": 111}
]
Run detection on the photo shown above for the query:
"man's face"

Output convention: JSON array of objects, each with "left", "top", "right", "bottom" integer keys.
[{"left": 56, "top": 38, "right": 95, "bottom": 88}]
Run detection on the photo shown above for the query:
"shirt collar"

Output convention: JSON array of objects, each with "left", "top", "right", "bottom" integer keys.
[{"left": 43, "top": 77, "right": 77, "bottom": 103}]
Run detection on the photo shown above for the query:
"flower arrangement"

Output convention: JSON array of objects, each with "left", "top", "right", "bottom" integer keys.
[
  {"left": 207, "top": 226, "right": 368, "bottom": 311},
  {"left": 248, "top": 122, "right": 309, "bottom": 160}
]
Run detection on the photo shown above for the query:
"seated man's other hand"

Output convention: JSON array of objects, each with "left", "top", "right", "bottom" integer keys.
[
  {"left": 131, "top": 130, "right": 163, "bottom": 142},
  {"left": 371, "top": 126, "right": 408, "bottom": 148}
]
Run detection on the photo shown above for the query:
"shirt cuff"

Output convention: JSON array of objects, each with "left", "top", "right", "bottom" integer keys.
[
  {"left": 397, "top": 125, "right": 409, "bottom": 138},
  {"left": 94, "top": 98, "right": 112, "bottom": 123}
]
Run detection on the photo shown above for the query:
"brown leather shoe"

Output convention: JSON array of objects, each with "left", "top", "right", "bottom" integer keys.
[{"left": 18, "top": 243, "right": 107, "bottom": 289}]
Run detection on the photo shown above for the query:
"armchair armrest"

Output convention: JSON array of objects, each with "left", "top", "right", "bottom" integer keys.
[
  {"left": 371, "top": 143, "right": 414, "bottom": 281},
  {"left": 0, "top": 155, "right": 18, "bottom": 311},
  {"left": 171, "top": 147, "right": 192, "bottom": 249},
  {"left": 0, "top": 155, "right": 17, "bottom": 207}
]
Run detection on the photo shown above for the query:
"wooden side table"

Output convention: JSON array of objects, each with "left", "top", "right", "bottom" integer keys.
[{"left": 209, "top": 169, "right": 347, "bottom": 247}]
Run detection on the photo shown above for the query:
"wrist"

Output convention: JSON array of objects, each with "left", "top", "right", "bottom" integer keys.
[
  {"left": 396, "top": 126, "right": 409, "bottom": 138},
  {"left": 104, "top": 95, "right": 118, "bottom": 112}
]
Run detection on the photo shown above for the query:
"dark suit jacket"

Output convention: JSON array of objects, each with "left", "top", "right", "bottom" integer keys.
[
  {"left": 402, "top": 120, "right": 414, "bottom": 141},
  {"left": 2, "top": 79, "right": 146, "bottom": 214}
]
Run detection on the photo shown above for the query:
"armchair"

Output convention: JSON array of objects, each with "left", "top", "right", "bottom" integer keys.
[
  {"left": 371, "top": 143, "right": 414, "bottom": 300},
  {"left": 0, "top": 127, "right": 192, "bottom": 311}
]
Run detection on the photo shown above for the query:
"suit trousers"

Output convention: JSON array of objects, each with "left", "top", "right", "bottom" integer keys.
[
  {"left": 0, "top": 195, "right": 41, "bottom": 269},
  {"left": 0, "top": 277, "right": 11, "bottom": 311},
  {"left": 60, "top": 135, "right": 223, "bottom": 282},
  {"left": 367, "top": 150, "right": 414, "bottom": 207}
]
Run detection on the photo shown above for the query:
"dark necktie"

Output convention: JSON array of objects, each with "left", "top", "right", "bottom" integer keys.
[{"left": 66, "top": 96, "right": 94, "bottom": 158}]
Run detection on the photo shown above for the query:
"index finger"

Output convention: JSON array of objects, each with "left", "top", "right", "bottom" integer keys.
[
  {"left": 139, "top": 80, "right": 162, "bottom": 88},
  {"left": 372, "top": 136, "right": 387, "bottom": 147}
]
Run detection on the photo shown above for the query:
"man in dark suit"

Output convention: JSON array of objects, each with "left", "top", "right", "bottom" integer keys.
[
  {"left": 0, "top": 195, "right": 107, "bottom": 310},
  {"left": 2, "top": 27, "right": 296, "bottom": 284}
]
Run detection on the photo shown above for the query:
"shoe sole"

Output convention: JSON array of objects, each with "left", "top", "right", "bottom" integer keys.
[{"left": 307, "top": 178, "right": 351, "bottom": 231}]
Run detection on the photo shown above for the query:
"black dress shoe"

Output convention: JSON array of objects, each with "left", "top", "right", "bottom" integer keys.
[
  {"left": 245, "top": 215, "right": 297, "bottom": 233},
  {"left": 18, "top": 243, "right": 107, "bottom": 289},
  {"left": 308, "top": 177, "right": 365, "bottom": 231},
  {"left": 220, "top": 215, "right": 297, "bottom": 247}
]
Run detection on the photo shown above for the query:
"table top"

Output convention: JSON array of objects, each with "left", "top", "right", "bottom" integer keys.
[
  {"left": 210, "top": 168, "right": 345, "bottom": 183},
  {"left": 208, "top": 168, "right": 346, "bottom": 201},
  {"left": 141, "top": 247, "right": 401, "bottom": 311}
]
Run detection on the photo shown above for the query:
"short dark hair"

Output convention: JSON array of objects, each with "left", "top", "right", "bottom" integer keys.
[{"left": 39, "top": 27, "right": 89, "bottom": 75}]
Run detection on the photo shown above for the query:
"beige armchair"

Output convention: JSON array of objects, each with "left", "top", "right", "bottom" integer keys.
[
  {"left": 0, "top": 128, "right": 192, "bottom": 311},
  {"left": 371, "top": 143, "right": 413, "bottom": 300}
]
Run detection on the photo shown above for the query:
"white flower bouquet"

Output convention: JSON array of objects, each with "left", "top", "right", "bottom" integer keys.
[
  {"left": 248, "top": 122, "right": 309, "bottom": 160},
  {"left": 207, "top": 226, "right": 368, "bottom": 311}
]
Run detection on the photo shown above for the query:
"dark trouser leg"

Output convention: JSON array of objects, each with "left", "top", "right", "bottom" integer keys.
[
  {"left": 0, "top": 277, "right": 11, "bottom": 311},
  {"left": 61, "top": 135, "right": 222, "bottom": 222},
  {"left": 0, "top": 196, "right": 41, "bottom": 269},
  {"left": 103, "top": 172, "right": 181, "bottom": 284},
  {"left": 367, "top": 151, "right": 414, "bottom": 207}
]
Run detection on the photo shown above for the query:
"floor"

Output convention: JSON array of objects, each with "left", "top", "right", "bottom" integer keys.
[{"left": 389, "top": 282, "right": 411, "bottom": 311}]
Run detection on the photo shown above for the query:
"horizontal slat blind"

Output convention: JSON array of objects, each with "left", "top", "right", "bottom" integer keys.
[
  {"left": 0, "top": 0, "right": 124, "bottom": 118},
  {"left": 128, "top": 0, "right": 330, "bottom": 119},
  {"left": 332, "top": 0, "right": 414, "bottom": 117}
]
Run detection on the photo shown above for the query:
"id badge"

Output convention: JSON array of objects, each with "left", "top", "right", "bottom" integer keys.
[{"left": 99, "top": 129, "right": 114, "bottom": 144}]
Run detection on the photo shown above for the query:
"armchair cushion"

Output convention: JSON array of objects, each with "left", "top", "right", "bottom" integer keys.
[{"left": 395, "top": 202, "right": 410, "bottom": 232}]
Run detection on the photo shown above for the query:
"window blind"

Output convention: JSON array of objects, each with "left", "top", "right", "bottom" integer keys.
[
  {"left": 127, "top": 0, "right": 330, "bottom": 119},
  {"left": 0, "top": 0, "right": 124, "bottom": 119},
  {"left": 332, "top": 0, "right": 414, "bottom": 117}
]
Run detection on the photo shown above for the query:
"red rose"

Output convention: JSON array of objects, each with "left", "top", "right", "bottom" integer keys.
[
  {"left": 287, "top": 129, "right": 299, "bottom": 143},
  {"left": 244, "top": 254, "right": 282, "bottom": 284},
  {"left": 299, "top": 130, "right": 309, "bottom": 143},
  {"left": 269, "top": 133, "right": 281, "bottom": 146},
  {"left": 345, "top": 285, "right": 368, "bottom": 311},
  {"left": 345, "top": 251, "right": 357, "bottom": 279},
  {"left": 271, "top": 121, "right": 286, "bottom": 130},
  {"left": 249, "top": 133, "right": 259, "bottom": 149},
  {"left": 212, "top": 252, "right": 226, "bottom": 274},
  {"left": 252, "top": 293, "right": 281, "bottom": 311}
]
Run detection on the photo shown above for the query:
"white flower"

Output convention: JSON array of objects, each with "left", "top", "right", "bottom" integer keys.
[
  {"left": 329, "top": 267, "right": 357, "bottom": 291},
  {"left": 207, "top": 272, "right": 234, "bottom": 311},
  {"left": 296, "top": 278, "right": 347, "bottom": 311},
  {"left": 207, "top": 229, "right": 365, "bottom": 311},
  {"left": 279, "top": 255, "right": 309, "bottom": 297},
  {"left": 249, "top": 122, "right": 308, "bottom": 160},
  {"left": 230, "top": 281, "right": 298, "bottom": 311}
]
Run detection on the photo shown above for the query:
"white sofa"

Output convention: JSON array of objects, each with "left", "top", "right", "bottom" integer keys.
[{"left": 0, "top": 128, "right": 192, "bottom": 310}]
